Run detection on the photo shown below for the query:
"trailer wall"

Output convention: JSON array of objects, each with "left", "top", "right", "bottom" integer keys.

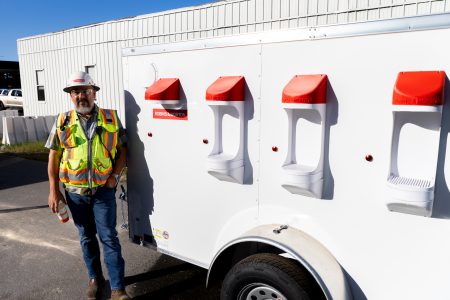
[{"left": 122, "top": 14, "right": 450, "bottom": 299}]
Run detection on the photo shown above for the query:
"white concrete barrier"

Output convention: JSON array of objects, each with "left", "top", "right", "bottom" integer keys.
[
  {"left": 2, "top": 117, "right": 26, "bottom": 145},
  {"left": 24, "top": 117, "right": 38, "bottom": 142},
  {"left": 35, "top": 117, "right": 50, "bottom": 141},
  {"left": 2, "top": 114, "right": 57, "bottom": 145},
  {"left": 0, "top": 110, "right": 19, "bottom": 139},
  {"left": 44, "top": 116, "right": 56, "bottom": 133}
]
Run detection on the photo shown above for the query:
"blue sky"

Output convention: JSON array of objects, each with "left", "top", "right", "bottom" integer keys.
[{"left": 1, "top": 0, "right": 212, "bottom": 61}]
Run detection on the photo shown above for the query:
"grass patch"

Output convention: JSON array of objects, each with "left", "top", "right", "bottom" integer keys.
[{"left": 0, "top": 141, "right": 49, "bottom": 162}]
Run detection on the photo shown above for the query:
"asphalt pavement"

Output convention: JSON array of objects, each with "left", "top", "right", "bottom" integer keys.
[{"left": 0, "top": 154, "right": 220, "bottom": 299}]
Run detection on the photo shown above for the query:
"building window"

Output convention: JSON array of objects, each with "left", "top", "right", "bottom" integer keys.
[
  {"left": 36, "top": 70, "right": 45, "bottom": 101},
  {"left": 85, "top": 65, "right": 96, "bottom": 80}
]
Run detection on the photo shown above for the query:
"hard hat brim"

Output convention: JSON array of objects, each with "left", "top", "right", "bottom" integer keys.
[{"left": 63, "top": 84, "right": 100, "bottom": 93}]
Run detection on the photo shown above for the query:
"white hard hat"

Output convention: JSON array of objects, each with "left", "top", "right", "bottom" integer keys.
[{"left": 63, "top": 71, "right": 100, "bottom": 93}]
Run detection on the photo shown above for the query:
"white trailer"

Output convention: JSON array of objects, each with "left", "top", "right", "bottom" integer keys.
[{"left": 123, "top": 12, "right": 450, "bottom": 300}]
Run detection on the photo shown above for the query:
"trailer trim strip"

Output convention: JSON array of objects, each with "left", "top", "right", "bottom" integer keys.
[{"left": 123, "top": 12, "right": 450, "bottom": 57}]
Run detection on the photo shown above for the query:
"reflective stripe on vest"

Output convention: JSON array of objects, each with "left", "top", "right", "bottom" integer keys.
[
  {"left": 59, "top": 166, "right": 88, "bottom": 185},
  {"left": 93, "top": 168, "right": 111, "bottom": 185},
  {"left": 98, "top": 108, "right": 119, "bottom": 157},
  {"left": 56, "top": 108, "right": 119, "bottom": 188}
]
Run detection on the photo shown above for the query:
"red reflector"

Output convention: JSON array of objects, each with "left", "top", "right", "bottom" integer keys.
[
  {"left": 282, "top": 74, "right": 328, "bottom": 104},
  {"left": 206, "top": 76, "right": 245, "bottom": 101},
  {"left": 145, "top": 78, "right": 180, "bottom": 101},
  {"left": 393, "top": 71, "right": 445, "bottom": 106}
]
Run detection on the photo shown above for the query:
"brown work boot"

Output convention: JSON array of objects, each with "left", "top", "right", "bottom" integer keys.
[
  {"left": 111, "top": 289, "right": 131, "bottom": 300},
  {"left": 86, "top": 277, "right": 105, "bottom": 300}
]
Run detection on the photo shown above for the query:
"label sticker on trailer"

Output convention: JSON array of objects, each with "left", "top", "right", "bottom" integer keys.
[
  {"left": 153, "top": 108, "right": 188, "bottom": 120},
  {"left": 152, "top": 227, "right": 169, "bottom": 240},
  {"left": 152, "top": 227, "right": 169, "bottom": 248}
]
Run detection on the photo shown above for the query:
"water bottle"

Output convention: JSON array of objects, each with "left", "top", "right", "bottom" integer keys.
[{"left": 57, "top": 202, "right": 69, "bottom": 223}]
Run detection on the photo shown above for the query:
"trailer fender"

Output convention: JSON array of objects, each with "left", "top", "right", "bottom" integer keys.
[{"left": 207, "top": 224, "right": 352, "bottom": 300}]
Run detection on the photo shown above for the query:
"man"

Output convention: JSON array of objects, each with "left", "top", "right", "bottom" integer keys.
[{"left": 46, "top": 71, "right": 130, "bottom": 300}]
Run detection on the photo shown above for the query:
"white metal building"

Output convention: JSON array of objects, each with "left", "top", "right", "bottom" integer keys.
[{"left": 18, "top": 0, "right": 450, "bottom": 119}]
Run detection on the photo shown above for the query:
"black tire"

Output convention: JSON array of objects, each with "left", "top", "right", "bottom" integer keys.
[
  {"left": 0, "top": 101, "right": 5, "bottom": 110},
  {"left": 221, "top": 253, "right": 316, "bottom": 300}
]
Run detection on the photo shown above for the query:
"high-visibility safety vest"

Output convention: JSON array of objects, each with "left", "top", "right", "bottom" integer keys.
[{"left": 56, "top": 108, "right": 119, "bottom": 188}]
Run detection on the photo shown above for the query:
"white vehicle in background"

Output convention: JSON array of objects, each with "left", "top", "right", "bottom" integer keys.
[
  {"left": 0, "top": 89, "right": 8, "bottom": 99},
  {"left": 0, "top": 89, "right": 23, "bottom": 110},
  {"left": 0, "top": 89, "right": 9, "bottom": 110}
]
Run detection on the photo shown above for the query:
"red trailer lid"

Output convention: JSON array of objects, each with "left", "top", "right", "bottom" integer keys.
[
  {"left": 282, "top": 74, "right": 328, "bottom": 104},
  {"left": 145, "top": 78, "right": 180, "bottom": 101},
  {"left": 393, "top": 71, "right": 445, "bottom": 106},
  {"left": 206, "top": 76, "right": 245, "bottom": 101}
]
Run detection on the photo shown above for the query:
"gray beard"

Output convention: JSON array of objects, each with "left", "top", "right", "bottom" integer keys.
[{"left": 76, "top": 103, "right": 94, "bottom": 114}]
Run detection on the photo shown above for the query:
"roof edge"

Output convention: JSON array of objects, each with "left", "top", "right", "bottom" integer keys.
[{"left": 17, "top": 0, "right": 229, "bottom": 42}]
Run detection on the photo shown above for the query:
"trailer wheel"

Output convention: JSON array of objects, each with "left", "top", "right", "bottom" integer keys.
[{"left": 220, "top": 253, "right": 316, "bottom": 300}]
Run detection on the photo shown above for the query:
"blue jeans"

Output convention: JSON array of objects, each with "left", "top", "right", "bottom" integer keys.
[{"left": 65, "top": 186, "right": 125, "bottom": 290}]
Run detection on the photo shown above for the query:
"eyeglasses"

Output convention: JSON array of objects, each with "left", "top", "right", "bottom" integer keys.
[{"left": 70, "top": 89, "right": 94, "bottom": 96}]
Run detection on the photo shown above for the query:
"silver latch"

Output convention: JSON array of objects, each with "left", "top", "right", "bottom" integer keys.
[{"left": 273, "top": 225, "right": 288, "bottom": 234}]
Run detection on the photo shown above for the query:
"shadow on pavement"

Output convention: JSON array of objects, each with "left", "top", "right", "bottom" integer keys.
[
  {"left": 124, "top": 263, "right": 193, "bottom": 286},
  {"left": 0, "top": 154, "right": 48, "bottom": 190},
  {"left": 0, "top": 205, "right": 48, "bottom": 213},
  {"left": 123, "top": 257, "right": 221, "bottom": 300},
  {"left": 132, "top": 273, "right": 206, "bottom": 300}
]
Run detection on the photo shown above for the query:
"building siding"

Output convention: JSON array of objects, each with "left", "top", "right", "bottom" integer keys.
[{"left": 18, "top": 0, "right": 450, "bottom": 117}]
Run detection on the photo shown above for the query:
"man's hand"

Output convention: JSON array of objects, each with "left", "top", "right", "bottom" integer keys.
[
  {"left": 48, "top": 149, "right": 64, "bottom": 213},
  {"left": 48, "top": 190, "right": 66, "bottom": 213},
  {"left": 105, "top": 175, "right": 118, "bottom": 189},
  {"left": 107, "top": 144, "right": 126, "bottom": 189}
]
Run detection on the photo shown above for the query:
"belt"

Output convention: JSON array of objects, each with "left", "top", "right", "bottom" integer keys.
[{"left": 64, "top": 185, "right": 98, "bottom": 196}]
